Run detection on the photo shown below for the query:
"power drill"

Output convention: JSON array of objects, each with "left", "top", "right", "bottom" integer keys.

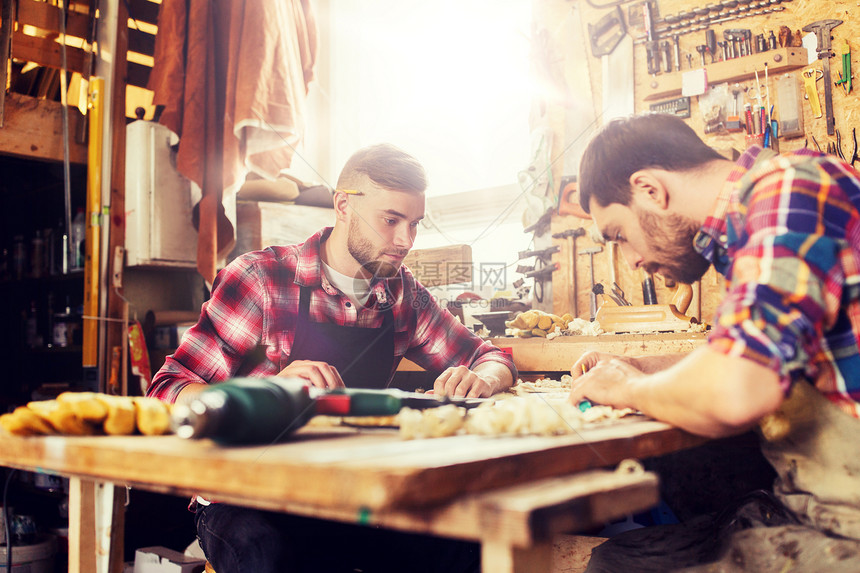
[{"left": 172, "top": 376, "right": 484, "bottom": 445}]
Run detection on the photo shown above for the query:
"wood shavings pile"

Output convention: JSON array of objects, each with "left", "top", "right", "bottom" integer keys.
[
  {"left": 562, "top": 317, "right": 604, "bottom": 337},
  {"left": 398, "top": 395, "right": 635, "bottom": 440},
  {"left": 511, "top": 375, "right": 573, "bottom": 395},
  {"left": 684, "top": 321, "right": 709, "bottom": 333},
  {"left": 505, "top": 310, "right": 603, "bottom": 338}
]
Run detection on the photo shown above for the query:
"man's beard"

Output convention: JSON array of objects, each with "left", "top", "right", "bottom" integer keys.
[
  {"left": 347, "top": 217, "right": 405, "bottom": 279},
  {"left": 636, "top": 208, "right": 711, "bottom": 284}
]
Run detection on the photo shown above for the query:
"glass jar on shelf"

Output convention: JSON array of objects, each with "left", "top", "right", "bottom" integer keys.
[{"left": 12, "top": 234, "right": 26, "bottom": 280}]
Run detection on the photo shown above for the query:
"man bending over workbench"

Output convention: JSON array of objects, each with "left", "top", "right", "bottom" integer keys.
[
  {"left": 569, "top": 113, "right": 860, "bottom": 571},
  {"left": 148, "top": 143, "right": 516, "bottom": 573}
]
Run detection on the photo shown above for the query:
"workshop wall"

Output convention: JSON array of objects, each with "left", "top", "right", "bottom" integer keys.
[{"left": 543, "top": 0, "right": 857, "bottom": 325}]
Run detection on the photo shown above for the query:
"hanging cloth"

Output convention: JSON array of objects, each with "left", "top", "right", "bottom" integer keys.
[{"left": 148, "top": 0, "right": 318, "bottom": 284}]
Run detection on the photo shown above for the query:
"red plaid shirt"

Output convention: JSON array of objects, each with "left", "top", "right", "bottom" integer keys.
[{"left": 147, "top": 227, "right": 516, "bottom": 402}]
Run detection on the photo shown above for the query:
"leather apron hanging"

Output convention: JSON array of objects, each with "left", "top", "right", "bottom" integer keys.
[{"left": 284, "top": 285, "right": 397, "bottom": 389}]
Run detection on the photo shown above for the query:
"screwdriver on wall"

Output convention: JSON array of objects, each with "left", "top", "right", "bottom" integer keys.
[{"left": 696, "top": 45, "right": 707, "bottom": 66}]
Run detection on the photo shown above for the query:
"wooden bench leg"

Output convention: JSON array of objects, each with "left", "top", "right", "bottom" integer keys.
[
  {"left": 68, "top": 478, "right": 124, "bottom": 573},
  {"left": 481, "top": 540, "right": 552, "bottom": 573}
]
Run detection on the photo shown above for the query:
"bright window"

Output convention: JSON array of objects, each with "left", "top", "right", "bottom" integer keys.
[{"left": 322, "top": 0, "right": 534, "bottom": 294}]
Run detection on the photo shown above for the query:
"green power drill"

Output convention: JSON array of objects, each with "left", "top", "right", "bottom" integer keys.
[{"left": 171, "top": 376, "right": 484, "bottom": 445}]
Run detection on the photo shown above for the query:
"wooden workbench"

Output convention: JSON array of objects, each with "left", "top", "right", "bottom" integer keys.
[
  {"left": 0, "top": 418, "right": 705, "bottom": 572},
  {"left": 399, "top": 332, "right": 708, "bottom": 373},
  {"left": 492, "top": 333, "right": 707, "bottom": 372}
]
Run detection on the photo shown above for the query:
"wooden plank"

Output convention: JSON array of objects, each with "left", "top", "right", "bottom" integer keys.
[
  {"left": 475, "top": 470, "right": 658, "bottom": 546},
  {"left": 67, "top": 479, "right": 123, "bottom": 573},
  {"left": 12, "top": 30, "right": 87, "bottom": 73},
  {"left": 16, "top": 0, "right": 90, "bottom": 38},
  {"left": 641, "top": 47, "right": 809, "bottom": 102},
  {"left": 398, "top": 332, "right": 706, "bottom": 372},
  {"left": 4, "top": 442, "right": 658, "bottom": 550},
  {"left": 482, "top": 541, "right": 552, "bottom": 573},
  {"left": 241, "top": 469, "right": 657, "bottom": 547},
  {"left": 82, "top": 77, "right": 104, "bottom": 368},
  {"left": 104, "top": 0, "right": 129, "bottom": 394},
  {"left": 0, "top": 92, "right": 88, "bottom": 163},
  {"left": 127, "top": 0, "right": 160, "bottom": 26},
  {"left": 403, "top": 244, "right": 472, "bottom": 287},
  {"left": 68, "top": 477, "right": 98, "bottom": 573},
  {"left": 109, "top": 485, "right": 126, "bottom": 573},
  {"left": 488, "top": 333, "right": 707, "bottom": 372},
  {"left": 0, "top": 0, "right": 15, "bottom": 127},
  {"left": 594, "top": 304, "right": 698, "bottom": 334},
  {"left": 0, "top": 420, "right": 703, "bottom": 511}
]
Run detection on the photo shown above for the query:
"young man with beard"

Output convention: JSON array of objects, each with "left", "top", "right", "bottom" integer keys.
[
  {"left": 569, "top": 113, "right": 860, "bottom": 571},
  {"left": 147, "top": 143, "right": 515, "bottom": 573}
]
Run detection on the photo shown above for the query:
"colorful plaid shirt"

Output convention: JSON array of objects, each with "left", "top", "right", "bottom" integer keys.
[
  {"left": 695, "top": 146, "right": 860, "bottom": 417},
  {"left": 147, "top": 227, "right": 516, "bottom": 403}
]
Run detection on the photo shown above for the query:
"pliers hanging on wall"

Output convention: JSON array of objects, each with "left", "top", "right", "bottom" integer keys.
[
  {"left": 805, "top": 135, "right": 822, "bottom": 152},
  {"left": 835, "top": 129, "right": 846, "bottom": 161}
]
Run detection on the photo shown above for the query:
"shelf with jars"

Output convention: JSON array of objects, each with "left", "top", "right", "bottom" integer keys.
[{"left": 0, "top": 154, "right": 88, "bottom": 407}]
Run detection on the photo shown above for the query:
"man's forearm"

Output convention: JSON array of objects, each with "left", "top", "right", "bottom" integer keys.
[
  {"left": 174, "top": 382, "right": 209, "bottom": 406},
  {"left": 472, "top": 360, "right": 514, "bottom": 393},
  {"left": 627, "top": 353, "right": 687, "bottom": 374},
  {"left": 629, "top": 347, "right": 784, "bottom": 438}
]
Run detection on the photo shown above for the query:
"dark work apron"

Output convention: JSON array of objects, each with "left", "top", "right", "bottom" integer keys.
[
  {"left": 586, "top": 381, "right": 860, "bottom": 573},
  {"left": 284, "top": 285, "right": 397, "bottom": 389}
]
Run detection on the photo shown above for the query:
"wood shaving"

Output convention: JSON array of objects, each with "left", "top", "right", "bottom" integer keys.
[
  {"left": 511, "top": 375, "right": 573, "bottom": 395},
  {"left": 307, "top": 414, "right": 400, "bottom": 428},
  {"left": 398, "top": 395, "right": 636, "bottom": 440},
  {"left": 684, "top": 321, "right": 708, "bottom": 333},
  {"left": 307, "top": 375, "right": 636, "bottom": 437},
  {"left": 399, "top": 404, "right": 466, "bottom": 439},
  {"left": 564, "top": 317, "right": 604, "bottom": 336}
]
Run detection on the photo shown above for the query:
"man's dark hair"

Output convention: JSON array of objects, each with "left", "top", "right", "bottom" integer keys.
[
  {"left": 578, "top": 114, "right": 724, "bottom": 213},
  {"left": 337, "top": 143, "right": 428, "bottom": 193}
]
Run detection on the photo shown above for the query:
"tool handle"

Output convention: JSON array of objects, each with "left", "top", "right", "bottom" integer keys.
[
  {"left": 317, "top": 388, "right": 405, "bottom": 416},
  {"left": 642, "top": 273, "right": 658, "bottom": 305},
  {"left": 315, "top": 388, "right": 486, "bottom": 415},
  {"left": 670, "top": 284, "right": 693, "bottom": 314},
  {"left": 803, "top": 69, "right": 823, "bottom": 118}
]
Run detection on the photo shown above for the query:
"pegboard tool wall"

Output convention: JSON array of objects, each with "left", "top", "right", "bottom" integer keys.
[
  {"left": 545, "top": 0, "right": 858, "bottom": 324},
  {"left": 579, "top": 0, "right": 859, "bottom": 157}
]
